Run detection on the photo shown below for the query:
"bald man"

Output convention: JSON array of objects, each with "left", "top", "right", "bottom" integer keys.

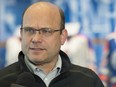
[{"left": 0, "top": 2, "right": 104, "bottom": 87}]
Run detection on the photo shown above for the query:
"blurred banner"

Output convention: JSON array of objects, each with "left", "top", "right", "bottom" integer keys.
[
  {"left": 1, "top": 1, "right": 116, "bottom": 86},
  {"left": 0, "top": 0, "right": 116, "bottom": 75},
  {"left": 0, "top": 0, "right": 32, "bottom": 68}
]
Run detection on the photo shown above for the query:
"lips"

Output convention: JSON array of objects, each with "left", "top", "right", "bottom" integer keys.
[
  {"left": 29, "top": 47, "right": 45, "bottom": 51},
  {"left": 30, "top": 48, "right": 44, "bottom": 50}
]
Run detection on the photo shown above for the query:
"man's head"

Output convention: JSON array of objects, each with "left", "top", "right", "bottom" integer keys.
[{"left": 20, "top": 2, "right": 67, "bottom": 65}]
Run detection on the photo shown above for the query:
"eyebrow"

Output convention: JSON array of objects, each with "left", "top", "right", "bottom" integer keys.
[{"left": 22, "top": 26, "right": 51, "bottom": 30}]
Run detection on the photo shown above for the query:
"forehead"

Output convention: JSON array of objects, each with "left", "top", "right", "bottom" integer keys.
[{"left": 23, "top": 2, "right": 61, "bottom": 28}]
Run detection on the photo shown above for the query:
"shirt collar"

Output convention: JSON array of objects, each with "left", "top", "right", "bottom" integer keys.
[{"left": 25, "top": 55, "right": 62, "bottom": 73}]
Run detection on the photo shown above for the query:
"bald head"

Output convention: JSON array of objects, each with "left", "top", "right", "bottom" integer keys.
[
  {"left": 22, "top": 2, "right": 65, "bottom": 29},
  {"left": 26, "top": 2, "right": 59, "bottom": 13}
]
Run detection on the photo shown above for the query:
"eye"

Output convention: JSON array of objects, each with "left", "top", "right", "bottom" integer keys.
[
  {"left": 25, "top": 27, "right": 35, "bottom": 34},
  {"left": 42, "top": 28, "right": 52, "bottom": 33}
]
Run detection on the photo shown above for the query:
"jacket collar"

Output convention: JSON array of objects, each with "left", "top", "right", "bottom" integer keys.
[{"left": 18, "top": 50, "right": 72, "bottom": 73}]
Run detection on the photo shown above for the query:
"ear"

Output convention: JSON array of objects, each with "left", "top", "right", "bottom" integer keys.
[{"left": 60, "top": 29, "right": 68, "bottom": 45}]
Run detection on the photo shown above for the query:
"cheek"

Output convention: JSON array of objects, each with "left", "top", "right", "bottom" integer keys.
[
  {"left": 21, "top": 36, "right": 30, "bottom": 48},
  {"left": 49, "top": 37, "right": 61, "bottom": 49},
  {"left": 21, "top": 34, "right": 31, "bottom": 43}
]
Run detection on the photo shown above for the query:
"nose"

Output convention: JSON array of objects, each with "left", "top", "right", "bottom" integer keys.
[{"left": 31, "top": 32, "right": 42, "bottom": 44}]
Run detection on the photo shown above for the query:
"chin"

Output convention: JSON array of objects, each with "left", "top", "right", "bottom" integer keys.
[
  {"left": 29, "top": 57, "right": 45, "bottom": 63},
  {"left": 31, "top": 60, "right": 47, "bottom": 65}
]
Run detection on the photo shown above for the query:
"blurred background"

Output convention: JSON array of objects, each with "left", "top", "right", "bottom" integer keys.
[{"left": 0, "top": 0, "right": 116, "bottom": 87}]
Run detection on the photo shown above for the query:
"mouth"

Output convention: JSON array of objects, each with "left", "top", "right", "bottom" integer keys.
[{"left": 29, "top": 47, "right": 45, "bottom": 52}]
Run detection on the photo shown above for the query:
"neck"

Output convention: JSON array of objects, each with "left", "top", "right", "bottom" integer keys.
[{"left": 36, "top": 57, "right": 58, "bottom": 74}]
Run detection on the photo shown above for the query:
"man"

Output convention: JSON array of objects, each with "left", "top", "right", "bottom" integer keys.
[{"left": 0, "top": 2, "right": 104, "bottom": 87}]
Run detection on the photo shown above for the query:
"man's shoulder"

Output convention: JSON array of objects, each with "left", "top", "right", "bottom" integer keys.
[
  {"left": 0, "top": 62, "right": 20, "bottom": 86},
  {"left": 67, "top": 64, "right": 104, "bottom": 87},
  {"left": 70, "top": 64, "right": 97, "bottom": 78},
  {"left": 0, "top": 62, "right": 20, "bottom": 78}
]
